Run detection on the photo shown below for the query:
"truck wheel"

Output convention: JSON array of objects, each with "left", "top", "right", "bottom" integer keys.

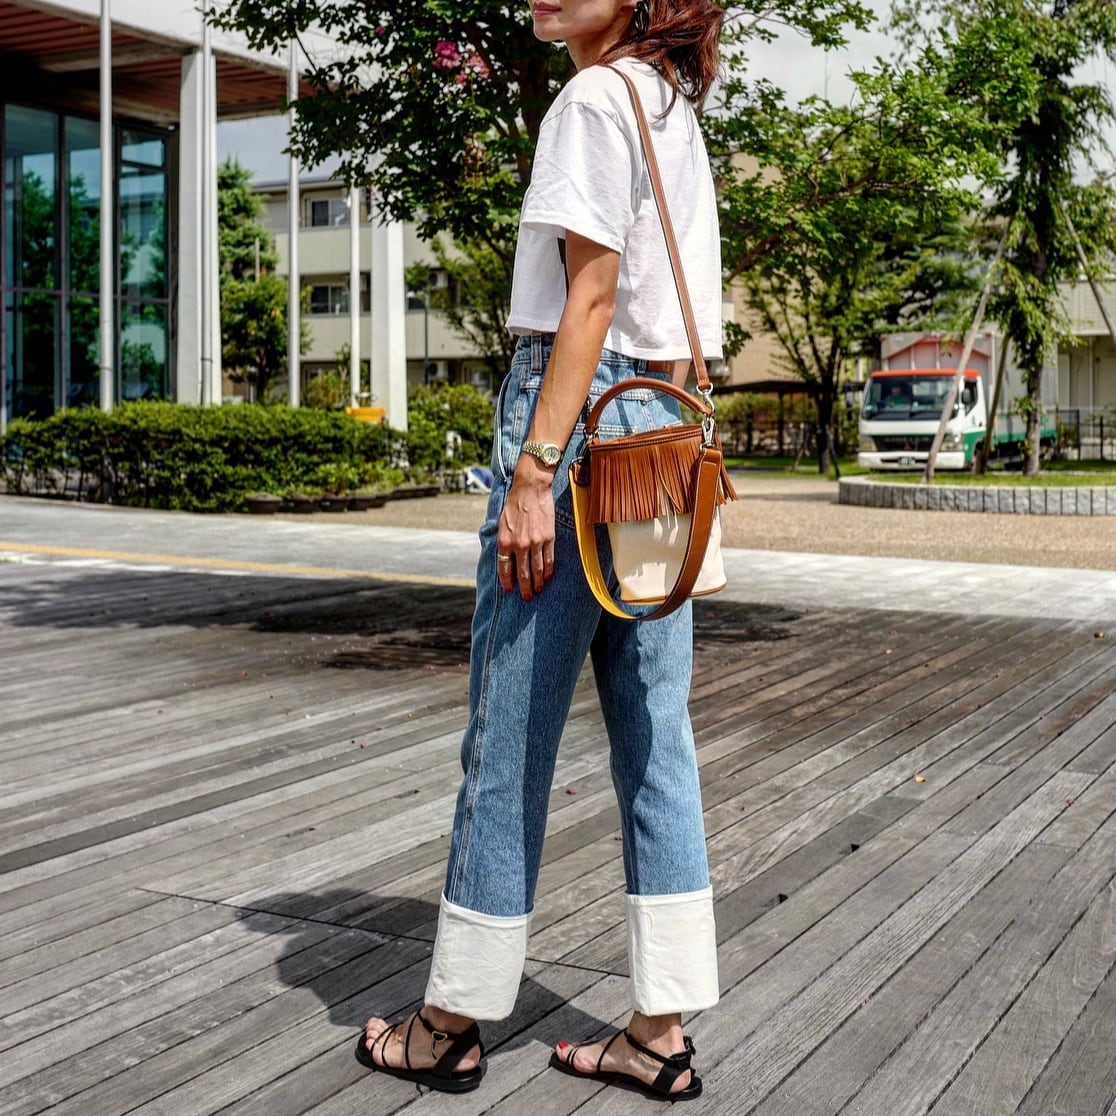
[{"left": 970, "top": 442, "right": 984, "bottom": 473}]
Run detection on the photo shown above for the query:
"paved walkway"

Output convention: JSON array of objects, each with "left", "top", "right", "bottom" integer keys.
[{"left": 2, "top": 497, "right": 1115, "bottom": 623}]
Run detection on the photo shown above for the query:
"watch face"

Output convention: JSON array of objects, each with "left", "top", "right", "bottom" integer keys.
[{"left": 541, "top": 444, "right": 561, "bottom": 465}]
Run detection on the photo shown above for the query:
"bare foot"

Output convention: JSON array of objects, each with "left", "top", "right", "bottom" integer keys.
[
  {"left": 362, "top": 1008, "right": 482, "bottom": 1075},
  {"left": 553, "top": 1014, "right": 695, "bottom": 1097}
]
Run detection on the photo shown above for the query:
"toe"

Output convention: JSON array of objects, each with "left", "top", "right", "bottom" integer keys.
[{"left": 362, "top": 1017, "right": 393, "bottom": 1062}]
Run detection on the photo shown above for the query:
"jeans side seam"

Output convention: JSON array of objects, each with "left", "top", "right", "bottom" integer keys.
[{"left": 446, "top": 546, "right": 507, "bottom": 907}]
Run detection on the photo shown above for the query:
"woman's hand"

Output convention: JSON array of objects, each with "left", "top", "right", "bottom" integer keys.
[{"left": 497, "top": 455, "right": 557, "bottom": 601}]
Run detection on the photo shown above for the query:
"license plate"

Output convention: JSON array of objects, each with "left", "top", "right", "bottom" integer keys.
[{"left": 898, "top": 456, "right": 915, "bottom": 465}]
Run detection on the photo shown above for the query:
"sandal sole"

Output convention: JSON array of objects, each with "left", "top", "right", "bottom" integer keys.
[
  {"left": 548, "top": 1051, "right": 702, "bottom": 1102},
  {"left": 354, "top": 1034, "right": 485, "bottom": 1093}
]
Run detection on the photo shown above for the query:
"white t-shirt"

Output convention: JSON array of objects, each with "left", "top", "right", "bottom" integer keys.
[{"left": 506, "top": 58, "right": 723, "bottom": 361}]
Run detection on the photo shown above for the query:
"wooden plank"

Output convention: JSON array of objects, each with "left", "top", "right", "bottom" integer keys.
[
  {"left": 0, "top": 887, "right": 164, "bottom": 966},
  {"left": 747, "top": 841, "right": 1072, "bottom": 1115},
  {"left": 0, "top": 910, "right": 303, "bottom": 1090},
  {"left": 931, "top": 872, "right": 1116, "bottom": 1115},
  {"left": 0, "top": 897, "right": 229, "bottom": 998},
  {"left": 0, "top": 921, "right": 371, "bottom": 1116},
  {"left": 692, "top": 770, "right": 1090, "bottom": 1111},
  {"left": 1016, "top": 961, "right": 1116, "bottom": 1116},
  {"left": 836, "top": 808, "right": 1116, "bottom": 1116},
  {"left": 566, "top": 795, "right": 921, "bottom": 978},
  {"left": 531, "top": 616, "right": 1089, "bottom": 964},
  {"left": 222, "top": 959, "right": 605, "bottom": 1116},
  {"left": 1037, "top": 757, "right": 1116, "bottom": 850}
]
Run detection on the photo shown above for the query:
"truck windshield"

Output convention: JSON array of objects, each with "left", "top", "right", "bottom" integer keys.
[{"left": 862, "top": 376, "right": 971, "bottom": 420}]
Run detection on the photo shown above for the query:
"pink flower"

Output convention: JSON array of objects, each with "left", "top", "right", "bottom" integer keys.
[
  {"left": 433, "top": 40, "right": 462, "bottom": 71},
  {"left": 464, "top": 52, "right": 490, "bottom": 80}
]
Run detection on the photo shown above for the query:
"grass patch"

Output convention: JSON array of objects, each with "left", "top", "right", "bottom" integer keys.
[
  {"left": 726, "top": 455, "right": 869, "bottom": 476},
  {"left": 1045, "top": 458, "right": 1116, "bottom": 474},
  {"left": 872, "top": 470, "right": 1115, "bottom": 487}
]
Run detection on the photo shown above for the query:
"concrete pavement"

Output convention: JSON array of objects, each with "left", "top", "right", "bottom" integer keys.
[{"left": 3, "top": 496, "right": 1115, "bottom": 625}]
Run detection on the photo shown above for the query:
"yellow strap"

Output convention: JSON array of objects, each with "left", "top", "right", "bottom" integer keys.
[{"left": 571, "top": 473, "right": 634, "bottom": 620}]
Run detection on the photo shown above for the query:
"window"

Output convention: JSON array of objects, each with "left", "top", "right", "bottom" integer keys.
[
  {"left": 309, "top": 283, "right": 349, "bottom": 315},
  {"left": 308, "top": 197, "right": 349, "bottom": 228}
]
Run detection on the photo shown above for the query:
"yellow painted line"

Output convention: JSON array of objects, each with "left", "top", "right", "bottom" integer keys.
[{"left": 0, "top": 541, "right": 474, "bottom": 588}]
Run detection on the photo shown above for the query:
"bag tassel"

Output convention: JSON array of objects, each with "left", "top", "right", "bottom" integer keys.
[{"left": 587, "top": 430, "right": 736, "bottom": 524}]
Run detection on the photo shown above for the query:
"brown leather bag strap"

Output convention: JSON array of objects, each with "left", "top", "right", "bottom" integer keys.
[{"left": 604, "top": 64, "right": 710, "bottom": 393}]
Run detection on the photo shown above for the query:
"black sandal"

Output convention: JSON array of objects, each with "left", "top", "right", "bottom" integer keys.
[
  {"left": 548, "top": 1027, "right": 702, "bottom": 1102},
  {"left": 354, "top": 1010, "right": 485, "bottom": 1093}
]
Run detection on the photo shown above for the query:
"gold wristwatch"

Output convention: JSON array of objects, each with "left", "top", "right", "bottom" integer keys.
[{"left": 521, "top": 440, "right": 562, "bottom": 467}]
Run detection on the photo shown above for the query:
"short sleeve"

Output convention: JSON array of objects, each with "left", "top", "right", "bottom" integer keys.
[{"left": 521, "top": 101, "right": 640, "bottom": 254}]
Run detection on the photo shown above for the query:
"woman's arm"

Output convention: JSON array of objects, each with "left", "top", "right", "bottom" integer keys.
[{"left": 497, "top": 229, "right": 620, "bottom": 601}]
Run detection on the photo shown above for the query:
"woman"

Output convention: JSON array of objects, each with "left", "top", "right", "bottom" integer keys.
[{"left": 360, "top": 0, "right": 725, "bottom": 1101}]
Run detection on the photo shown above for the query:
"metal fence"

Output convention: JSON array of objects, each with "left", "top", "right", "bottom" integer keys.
[{"left": 1051, "top": 408, "right": 1116, "bottom": 461}]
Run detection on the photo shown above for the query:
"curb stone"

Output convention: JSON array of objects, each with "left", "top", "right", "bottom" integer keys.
[{"left": 838, "top": 476, "right": 1116, "bottom": 515}]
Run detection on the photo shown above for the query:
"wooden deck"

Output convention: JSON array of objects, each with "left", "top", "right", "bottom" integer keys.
[{"left": 1, "top": 555, "right": 1114, "bottom": 1115}]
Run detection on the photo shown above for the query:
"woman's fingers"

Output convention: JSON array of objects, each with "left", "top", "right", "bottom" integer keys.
[
  {"left": 496, "top": 543, "right": 553, "bottom": 601},
  {"left": 496, "top": 550, "right": 516, "bottom": 593}
]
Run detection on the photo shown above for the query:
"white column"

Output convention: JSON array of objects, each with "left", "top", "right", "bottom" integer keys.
[
  {"left": 177, "top": 51, "right": 204, "bottom": 404},
  {"left": 349, "top": 185, "right": 360, "bottom": 407},
  {"left": 204, "top": 13, "right": 221, "bottom": 404},
  {"left": 98, "top": 0, "right": 114, "bottom": 413},
  {"left": 371, "top": 218, "right": 407, "bottom": 431},
  {"left": 287, "top": 42, "right": 301, "bottom": 408},
  {"left": 198, "top": 4, "right": 213, "bottom": 404}
]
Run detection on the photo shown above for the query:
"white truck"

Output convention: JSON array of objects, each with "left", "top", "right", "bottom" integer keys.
[{"left": 856, "top": 334, "right": 1056, "bottom": 471}]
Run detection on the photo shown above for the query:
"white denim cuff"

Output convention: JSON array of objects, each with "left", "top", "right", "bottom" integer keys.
[
  {"left": 425, "top": 894, "right": 530, "bottom": 1020},
  {"left": 626, "top": 886, "right": 719, "bottom": 1015}
]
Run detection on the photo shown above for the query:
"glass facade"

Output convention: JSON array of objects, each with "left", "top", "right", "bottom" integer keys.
[{"left": 1, "top": 104, "right": 170, "bottom": 420}]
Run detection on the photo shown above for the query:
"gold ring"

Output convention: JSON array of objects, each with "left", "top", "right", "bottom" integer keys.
[{"left": 497, "top": 554, "right": 513, "bottom": 563}]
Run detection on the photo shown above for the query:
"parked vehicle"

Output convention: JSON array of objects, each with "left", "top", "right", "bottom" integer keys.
[{"left": 856, "top": 334, "right": 1057, "bottom": 470}]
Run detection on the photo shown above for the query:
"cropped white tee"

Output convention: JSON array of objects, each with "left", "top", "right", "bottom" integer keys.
[{"left": 506, "top": 57, "right": 723, "bottom": 361}]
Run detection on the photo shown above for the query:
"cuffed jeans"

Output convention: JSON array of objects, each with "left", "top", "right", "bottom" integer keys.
[{"left": 425, "top": 334, "right": 719, "bottom": 1020}]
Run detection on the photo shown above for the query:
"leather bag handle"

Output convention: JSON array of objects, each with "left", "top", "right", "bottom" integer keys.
[{"left": 585, "top": 376, "right": 712, "bottom": 436}]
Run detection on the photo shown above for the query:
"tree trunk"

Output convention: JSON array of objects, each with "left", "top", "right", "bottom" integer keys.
[
  {"left": 815, "top": 392, "right": 834, "bottom": 474},
  {"left": 1023, "top": 371, "right": 1043, "bottom": 477}
]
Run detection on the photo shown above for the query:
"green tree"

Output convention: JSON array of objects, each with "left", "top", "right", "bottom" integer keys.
[
  {"left": 218, "top": 156, "right": 279, "bottom": 281},
  {"left": 211, "top": 1, "right": 874, "bottom": 379},
  {"left": 216, "top": 156, "right": 303, "bottom": 398},
  {"left": 713, "top": 60, "right": 989, "bottom": 472},
  {"left": 222, "top": 275, "right": 308, "bottom": 401},
  {"left": 210, "top": 1, "right": 873, "bottom": 255},
  {"left": 896, "top": 0, "right": 1116, "bottom": 476}
]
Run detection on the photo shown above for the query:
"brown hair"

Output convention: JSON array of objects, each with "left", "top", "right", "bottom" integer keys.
[{"left": 599, "top": 0, "right": 724, "bottom": 108}]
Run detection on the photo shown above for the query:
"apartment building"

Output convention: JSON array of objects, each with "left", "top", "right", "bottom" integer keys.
[{"left": 254, "top": 177, "right": 490, "bottom": 407}]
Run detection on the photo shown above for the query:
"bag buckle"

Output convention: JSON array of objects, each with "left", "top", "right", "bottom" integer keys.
[{"left": 698, "top": 387, "right": 716, "bottom": 446}]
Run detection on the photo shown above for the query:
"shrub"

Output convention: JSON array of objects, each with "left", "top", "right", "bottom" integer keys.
[
  {"left": 405, "top": 383, "right": 495, "bottom": 476},
  {"left": 0, "top": 401, "right": 424, "bottom": 512}
]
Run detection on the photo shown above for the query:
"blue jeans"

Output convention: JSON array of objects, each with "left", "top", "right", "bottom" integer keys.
[{"left": 426, "top": 334, "right": 718, "bottom": 1019}]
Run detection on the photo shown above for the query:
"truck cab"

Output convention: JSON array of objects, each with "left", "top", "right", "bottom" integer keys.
[{"left": 857, "top": 368, "right": 985, "bottom": 470}]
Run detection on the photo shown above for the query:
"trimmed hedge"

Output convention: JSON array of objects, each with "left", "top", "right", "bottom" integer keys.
[
  {"left": 1, "top": 402, "right": 401, "bottom": 512},
  {"left": 2, "top": 386, "right": 496, "bottom": 513}
]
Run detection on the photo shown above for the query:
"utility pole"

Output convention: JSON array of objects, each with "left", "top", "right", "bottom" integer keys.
[{"left": 923, "top": 226, "right": 1010, "bottom": 483}]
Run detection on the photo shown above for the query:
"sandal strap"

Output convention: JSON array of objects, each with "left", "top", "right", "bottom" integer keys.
[
  {"left": 416, "top": 1011, "right": 483, "bottom": 1080},
  {"left": 623, "top": 1029, "right": 695, "bottom": 1094},
  {"left": 595, "top": 1030, "right": 624, "bottom": 1075}
]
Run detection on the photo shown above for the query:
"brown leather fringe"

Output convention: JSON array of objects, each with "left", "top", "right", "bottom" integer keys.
[{"left": 586, "top": 424, "right": 737, "bottom": 524}]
